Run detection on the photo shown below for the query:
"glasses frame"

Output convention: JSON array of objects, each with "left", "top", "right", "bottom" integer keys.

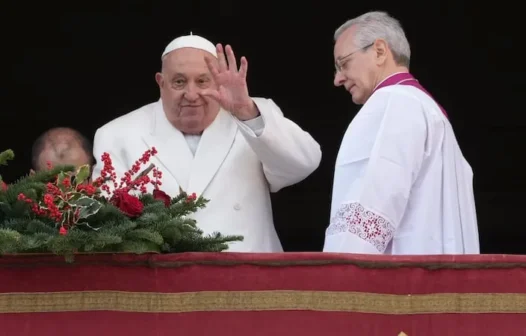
[{"left": 334, "top": 42, "right": 374, "bottom": 73}]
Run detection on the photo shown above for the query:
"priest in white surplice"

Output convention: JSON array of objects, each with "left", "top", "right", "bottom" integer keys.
[
  {"left": 323, "top": 11, "right": 479, "bottom": 254},
  {"left": 91, "top": 34, "right": 322, "bottom": 252}
]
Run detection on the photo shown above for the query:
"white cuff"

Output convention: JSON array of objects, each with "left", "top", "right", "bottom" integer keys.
[{"left": 240, "top": 115, "right": 265, "bottom": 137}]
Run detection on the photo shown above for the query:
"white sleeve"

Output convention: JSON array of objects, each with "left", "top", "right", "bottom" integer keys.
[
  {"left": 233, "top": 98, "right": 322, "bottom": 192},
  {"left": 323, "top": 93, "right": 427, "bottom": 254},
  {"left": 240, "top": 116, "right": 265, "bottom": 136},
  {"left": 91, "top": 126, "right": 129, "bottom": 185}
]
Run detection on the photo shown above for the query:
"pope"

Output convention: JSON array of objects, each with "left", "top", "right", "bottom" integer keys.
[{"left": 91, "top": 34, "right": 322, "bottom": 252}]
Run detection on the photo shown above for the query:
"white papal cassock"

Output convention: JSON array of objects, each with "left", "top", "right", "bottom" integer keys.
[
  {"left": 323, "top": 73, "right": 479, "bottom": 255},
  {"left": 92, "top": 98, "right": 321, "bottom": 253}
]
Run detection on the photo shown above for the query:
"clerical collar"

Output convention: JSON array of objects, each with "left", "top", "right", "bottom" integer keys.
[
  {"left": 370, "top": 71, "right": 449, "bottom": 118},
  {"left": 372, "top": 72, "right": 410, "bottom": 92}
]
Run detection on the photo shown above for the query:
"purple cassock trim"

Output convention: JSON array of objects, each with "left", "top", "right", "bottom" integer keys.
[{"left": 373, "top": 72, "right": 448, "bottom": 118}]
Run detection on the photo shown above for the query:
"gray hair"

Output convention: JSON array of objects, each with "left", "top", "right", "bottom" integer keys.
[{"left": 334, "top": 11, "right": 411, "bottom": 67}]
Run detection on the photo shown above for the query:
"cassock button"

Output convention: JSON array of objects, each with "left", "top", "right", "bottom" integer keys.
[{"left": 233, "top": 203, "right": 241, "bottom": 210}]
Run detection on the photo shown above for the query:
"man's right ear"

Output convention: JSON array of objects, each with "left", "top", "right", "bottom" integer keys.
[{"left": 155, "top": 72, "right": 164, "bottom": 87}]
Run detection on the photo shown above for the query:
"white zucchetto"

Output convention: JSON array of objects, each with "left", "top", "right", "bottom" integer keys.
[{"left": 161, "top": 32, "right": 217, "bottom": 58}]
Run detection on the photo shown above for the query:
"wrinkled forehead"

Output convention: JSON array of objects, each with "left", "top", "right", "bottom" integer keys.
[{"left": 162, "top": 48, "right": 217, "bottom": 75}]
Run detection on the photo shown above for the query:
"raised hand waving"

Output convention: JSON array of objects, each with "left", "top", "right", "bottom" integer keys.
[{"left": 202, "top": 44, "right": 259, "bottom": 121}]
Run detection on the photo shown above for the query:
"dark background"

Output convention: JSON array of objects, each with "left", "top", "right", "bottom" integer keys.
[{"left": 1, "top": 2, "right": 523, "bottom": 253}]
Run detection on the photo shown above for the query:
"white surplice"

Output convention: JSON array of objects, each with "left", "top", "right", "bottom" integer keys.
[
  {"left": 92, "top": 97, "right": 322, "bottom": 252},
  {"left": 323, "top": 84, "right": 479, "bottom": 255}
]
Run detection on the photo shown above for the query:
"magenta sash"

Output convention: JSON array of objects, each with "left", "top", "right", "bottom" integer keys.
[{"left": 373, "top": 72, "right": 448, "bottom": 118}]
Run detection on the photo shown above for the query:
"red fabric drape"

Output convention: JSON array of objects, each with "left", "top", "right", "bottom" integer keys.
[{"left": 1, "top": 252, "right": 526, "bottom": 335}]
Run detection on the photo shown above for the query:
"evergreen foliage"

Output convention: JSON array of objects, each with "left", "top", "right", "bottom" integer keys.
[{"left": 0, "top": 149, "right": 243, "bottom": 261}]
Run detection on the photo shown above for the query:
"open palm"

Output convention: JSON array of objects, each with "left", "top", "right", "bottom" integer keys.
[{"left": 203, "top": 44, "right": 253, "bottom": 117}]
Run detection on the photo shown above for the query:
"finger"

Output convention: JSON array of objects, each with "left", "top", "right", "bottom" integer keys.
[
  {"left": 225, "top": 45, "right": 238, "bottom": 72},
  {"left": 200, "top": 88, "right": 221, "bottom": 101},
  {"left": 204, "top": 55, "right": 220, "bottom": 78},
  {"left": 216, "top": 44, "right": 228, "bottom": 72},
  {"left": 238, "top": 56, "right": 248, "bottom": 79}
]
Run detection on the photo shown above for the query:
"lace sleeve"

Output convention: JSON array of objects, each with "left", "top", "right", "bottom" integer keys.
[{"left": 326, "top": 202, "right": 396, "bottom": 253}]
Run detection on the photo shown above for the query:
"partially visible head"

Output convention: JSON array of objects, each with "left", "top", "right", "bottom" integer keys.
[
  {"left": 333, "top": 11, "right": 411, "bottom": 104},
  {"left": 155, "top": 34, "right": 221, "bottom": 134},
  {"left": 31, "top": 127, "right": 93, "bottom": 172}
]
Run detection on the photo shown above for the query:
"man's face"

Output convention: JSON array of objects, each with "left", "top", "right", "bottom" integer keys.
[
  {"left": 155, "top": 48, "right": 221, "bottom": 134},
  {"left": 38, "top": 144, "right": 91, "bottom": 171},
  {"left": 333, "top": 27, "right": 378, "bottom": 105}
]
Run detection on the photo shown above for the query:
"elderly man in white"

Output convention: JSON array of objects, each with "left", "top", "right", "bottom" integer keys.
[
  {"left": 323, "top": 11, "right": 479, "bottom": 255},
  {"left": 92, "top": 34, "right": 322, "bottom": 252}
]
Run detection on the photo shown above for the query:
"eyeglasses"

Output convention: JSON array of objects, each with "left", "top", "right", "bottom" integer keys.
[{"left": 334, "top": 43, "right": 374, "bottom": 72}]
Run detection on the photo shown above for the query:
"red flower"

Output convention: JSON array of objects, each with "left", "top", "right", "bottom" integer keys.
[
  {"left": 1, "top": 181, "right": 7, "bottom": 191},
  {"left": 111, "top": 190, "right": 144, "bottom": 218},
  {"left": 153, "top": 189, "right": 171, "bottom": 207},
  {"left": 185, "top": 192, "right": 197, "bottom": 203}
]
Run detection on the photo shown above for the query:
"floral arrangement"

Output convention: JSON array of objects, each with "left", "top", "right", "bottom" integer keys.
[{"left": 0, "top": 148, "right": 242, "bottom": 261}]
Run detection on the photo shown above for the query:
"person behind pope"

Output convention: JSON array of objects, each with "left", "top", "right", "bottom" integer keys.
[
  {"left": 31, "top": 127, "right": 94, "bottom": 172},
  {"left": 323, "top": 11, "right": 479, "bottom": 254},
  {"left": 91, "top": 34, "right": 322, "bottom": 252}
]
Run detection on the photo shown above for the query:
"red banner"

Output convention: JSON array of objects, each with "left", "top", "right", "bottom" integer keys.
[{"left": 1, "top": 252, "right": 526, "bottom": 335}]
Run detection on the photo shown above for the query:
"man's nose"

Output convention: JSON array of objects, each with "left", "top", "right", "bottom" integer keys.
[
  {"left": 333, "top": 71, "right": 345, "bottom": 87},
  {"left": 184, "top": 84, "right": 200, "bottom": 101}
]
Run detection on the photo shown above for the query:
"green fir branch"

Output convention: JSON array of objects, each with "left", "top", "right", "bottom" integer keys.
[
  {"left": 0, "top": 149, "right": 14, "bottom": 166},
  {"left": 0, "top": 149, "right": 15, "bottom": 183},
  {"left": 0, "top": 162, "right": 243, "bottom": 260}
]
